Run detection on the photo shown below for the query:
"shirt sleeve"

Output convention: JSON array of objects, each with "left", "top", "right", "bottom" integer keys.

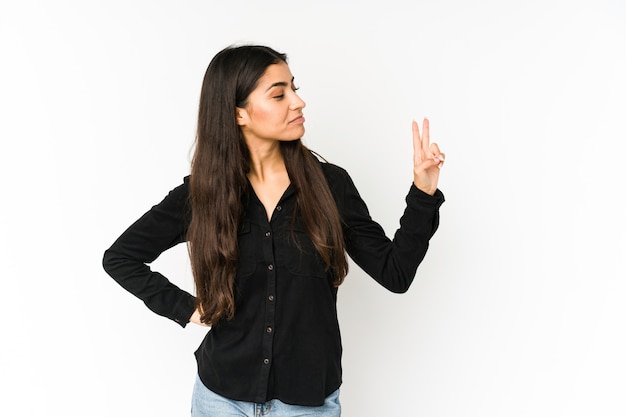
[
  {"left": 102, "top": 177, "right": 196, "bottom": 327},
  {"left": 329, "top": 165, "right": 445, "bottom": 293}
]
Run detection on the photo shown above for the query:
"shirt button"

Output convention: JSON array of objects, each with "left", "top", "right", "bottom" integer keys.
[
  {"left": 275, "top": 205, "right": 282, "bottom": 211},
  {"left": 265, "top": 231, "right": 271, "bottom": 237},
  {"left": 268, "top": 295, "right": 274, "bottom": 301},
  {"left": 263, "top": 358, "right": 270, "bottom": 365},
  {"left": 266, "top": 327, "right": 273, "bottom": 333},
  {"left": 267, "top": 264, "right": 274, "bottom": 271}
]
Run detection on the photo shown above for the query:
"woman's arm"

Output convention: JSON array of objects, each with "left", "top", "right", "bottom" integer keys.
[
  {"left": 326, "top": 119, "right": 445, "bottom": 293},
  {"left": 339, "top": 171, "right": 444, "bottom": 293},
  {"left": 102, "top": 177, "right": 196, "bottom": 327}
]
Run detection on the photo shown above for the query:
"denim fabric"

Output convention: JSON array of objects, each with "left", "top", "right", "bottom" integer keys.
[{"left": 191, "top": 374, "right": 341, "bottom": 417}]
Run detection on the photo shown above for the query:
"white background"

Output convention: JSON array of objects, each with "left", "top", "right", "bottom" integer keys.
[{"left": 1, "top": 1, "right": 625, "bottom": 416}]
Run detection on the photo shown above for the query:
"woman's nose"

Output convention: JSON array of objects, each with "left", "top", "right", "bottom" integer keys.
[{"left": 289, "top": 93, "right": 306, "bottom": 110}]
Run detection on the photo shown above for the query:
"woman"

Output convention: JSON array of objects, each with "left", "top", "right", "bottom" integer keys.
[{"left": 102, "top": 44, "right": 445, "bottom": 417}]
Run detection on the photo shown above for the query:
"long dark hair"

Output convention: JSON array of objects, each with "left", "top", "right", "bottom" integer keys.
[{"left": 187, "top": 45, "right": 348, "bottom": 325}]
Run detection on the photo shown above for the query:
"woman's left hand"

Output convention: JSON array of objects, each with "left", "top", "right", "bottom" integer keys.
[
  {"left": 412, "top": 118, "right": 445, "bottom": 195},
  {"left": 190, "top": 307, "right": 210, "bottom": 327}
]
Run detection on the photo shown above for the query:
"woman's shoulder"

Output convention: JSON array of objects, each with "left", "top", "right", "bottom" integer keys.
[
  {"left": 315, "top": 158, "right": 358, "bottom": 200},
  {"left": 312, "top": 153, "right": 350, "bottom": 183},
  {"left": 319, "top": 160, "right": 346, "bottom": 175},
  {"left": 153, "top": 176, "right": 190, "bottom": 209},
  {"left": 169, "top": 175, "right": 190, "bottom": 195}
]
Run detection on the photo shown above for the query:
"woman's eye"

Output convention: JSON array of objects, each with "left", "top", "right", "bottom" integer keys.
[{"left": 273, "top": 87, "right": 299, "bottom": 99}]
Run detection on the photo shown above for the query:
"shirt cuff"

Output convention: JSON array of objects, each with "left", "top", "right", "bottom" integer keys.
[
  {"left": 408, "top": 184, "right": 445, "bottom": 208},
  {"left": 172, "top": 294, "right": 197, "bottom": 328}
]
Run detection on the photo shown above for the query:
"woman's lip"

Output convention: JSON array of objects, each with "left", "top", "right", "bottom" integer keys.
[{"left": 289, "top": 115, "right": 305, "bottom": 124}]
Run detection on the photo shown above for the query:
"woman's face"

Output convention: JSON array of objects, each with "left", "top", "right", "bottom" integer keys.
[{"left": 236, "top": 62, "right": 306, "bottom": 146}]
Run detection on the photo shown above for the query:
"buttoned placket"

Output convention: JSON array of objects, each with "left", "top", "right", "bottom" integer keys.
[{"left": 255, "top": 202, "right": 280, "bottom": 402}]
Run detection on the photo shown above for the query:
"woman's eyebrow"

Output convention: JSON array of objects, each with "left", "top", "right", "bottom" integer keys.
[{"left": 265, "top": 77, "right": 295, "bottom": 92}]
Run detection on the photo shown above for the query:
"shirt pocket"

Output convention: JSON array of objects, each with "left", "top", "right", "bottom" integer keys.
[
  {"left": 281, "top": 227, "right": 329, "bottom": 279},
  {"left": 236, "top": 221, "right": 256, "bottom": 278}
]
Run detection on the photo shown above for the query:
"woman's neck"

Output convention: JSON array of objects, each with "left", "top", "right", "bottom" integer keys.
[
  {"left": 246, "top": 142, "right": 290, "bottom": 221},
  {"left": 246, "top": 141, "right": 286, "bottom": 183}
]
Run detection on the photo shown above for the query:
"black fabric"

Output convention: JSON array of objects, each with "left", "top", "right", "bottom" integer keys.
[{"left": 102, "top": 161, "right": 444, "bottom": 406}]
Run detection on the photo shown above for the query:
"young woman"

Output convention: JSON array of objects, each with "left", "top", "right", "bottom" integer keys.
[{"left": 102, "top": 44, "right": 445, "bottom": 417}]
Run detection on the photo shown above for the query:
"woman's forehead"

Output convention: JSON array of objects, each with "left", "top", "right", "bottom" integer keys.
[{"left": 257, "top": 62, "right": 294, "bottom": 89}]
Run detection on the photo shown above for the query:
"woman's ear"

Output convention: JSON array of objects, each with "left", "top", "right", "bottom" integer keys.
[{"left": 236, "top": 107, "right": 248, "bottom": 126}]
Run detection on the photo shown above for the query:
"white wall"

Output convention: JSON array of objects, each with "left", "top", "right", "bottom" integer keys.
[{"left": 1, "top": 1, "right": 625, "bottom": 416}]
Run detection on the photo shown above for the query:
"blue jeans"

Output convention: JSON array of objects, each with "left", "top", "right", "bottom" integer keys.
[{"left": 191, "top": 374, "right": 341, "bottom": 417}]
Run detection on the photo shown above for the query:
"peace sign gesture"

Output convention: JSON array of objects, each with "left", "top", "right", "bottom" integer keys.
[{"left": 412, "top": 118, "right": 445, "bottom": 196}]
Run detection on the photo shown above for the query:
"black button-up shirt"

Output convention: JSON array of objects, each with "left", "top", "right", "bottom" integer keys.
[{"left": 102, "top": 161, "right": 444, "bottom": 406}]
